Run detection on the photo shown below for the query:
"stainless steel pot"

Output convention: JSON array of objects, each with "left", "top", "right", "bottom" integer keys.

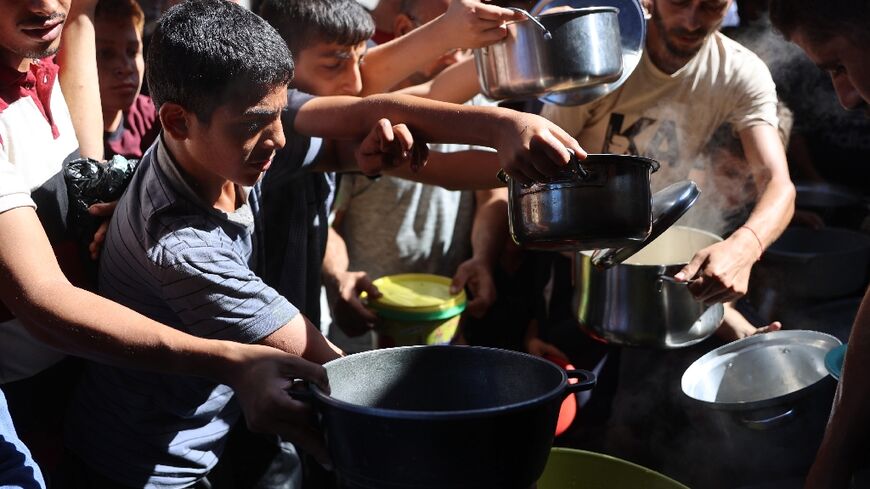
[
  {"left": 678, "top": 330, "right": 840, "bottom": 487},
  {"left": 474, "top": 7, "right": 623, "bottom": 100},
  {"left": 574, "top": 226, "right": 725, "bottom": 348},
  {"left": 499, "top": 153, "right": 660, "bottom": 251}
]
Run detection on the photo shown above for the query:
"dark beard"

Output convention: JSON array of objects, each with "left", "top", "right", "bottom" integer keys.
[
  {"left": 651, "top": 5, "right": 720, "bottom": 61},
  {"left": 21, "top": 45, "right": 60, "bottom": 60}
]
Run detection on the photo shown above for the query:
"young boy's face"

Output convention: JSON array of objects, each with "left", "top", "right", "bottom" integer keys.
[
  {"left": 95, "top": 16, "right": 145, "bottom": 114},
  {"left": 183, "top": 85, "right": 287, "bottom": 187},
  {"left": 291, "top": 40, "right": 367, "bottom": 96}
]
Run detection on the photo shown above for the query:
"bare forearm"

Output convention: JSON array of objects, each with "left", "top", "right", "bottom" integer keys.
[
  {"left": 387, "top": 150, "right": 503, "bottom": 190},
  {"left": 360, "top": 17, "right": 455, "bottom": 95},
  {"left": 296, "top": 93, "right": 500, "bottom": 146},
  {"left": 56, "top": 0, "right": 103, "bottom": 160},
  {"left": 322, "top": 226, "right": 350, "bottom": 286},
  {"left": 14, "top": 279, "right": 246, "bottom": 379},
  {"left": 738, "top": 124, "right": 796, "bottom": 249},
  {"left": 471, "top": 188, "right": 508, "bottom": 267},
  {"left": 741, "top": 176, "right": 795, "bottom": 249},
  {"left": 260, "top": 315, "right": 343, "bottom": 364},
  {"left": 0, "top": 207, "right": 248, "bottom": 383},
  {"left": 396, "top": 59, "right": 481, "bottom": 104}
]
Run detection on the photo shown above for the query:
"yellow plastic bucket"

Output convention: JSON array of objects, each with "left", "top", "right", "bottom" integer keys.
[{"left": 363, "top": 274, "right": 466, "bottom": 347}]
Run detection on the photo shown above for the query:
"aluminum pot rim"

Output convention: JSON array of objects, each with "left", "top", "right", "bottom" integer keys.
[
  {"left": 580, "top": 225, "right": 723, "bottom": 269},
  {"left": 680, "top": 330, "right": 842, "bottom": 412},
  {"left": 310, "top": 345, "right": 577, "bottom": 420},
  {"left": 502, "top": 6, "right": 620, "bottom": 29}
]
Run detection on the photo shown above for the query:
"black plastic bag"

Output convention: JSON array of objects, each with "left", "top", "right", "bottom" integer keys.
[
  {"left": 64, "top": 155, "right": 139, "bottom": 216},
  {"left": 63, "top": 155, "right": 139, "bottom": 263}
]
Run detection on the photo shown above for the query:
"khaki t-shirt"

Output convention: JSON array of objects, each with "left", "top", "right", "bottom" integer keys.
[{"left": 542, "top": 31, "right": 779, "bottom": 193}]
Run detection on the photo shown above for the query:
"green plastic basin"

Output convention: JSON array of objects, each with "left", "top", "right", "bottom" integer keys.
[{"left": 537, "top": 448, "right": 690, "bottom": 489}]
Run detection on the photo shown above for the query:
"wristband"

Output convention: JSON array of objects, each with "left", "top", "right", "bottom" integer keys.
[{"left": 740, "top": 225, "right": 764, "bottom": 259}]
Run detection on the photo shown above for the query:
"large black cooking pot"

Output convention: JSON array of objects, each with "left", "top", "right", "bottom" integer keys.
[
  {"left": 749, "top": 227, "right": 870, "bottom": 318},
  {"left": 302, "top": 345, "right": 595, "bottom": 489},
  {"left": 499, "top": 153, "right": 660, "bottom": 251}
]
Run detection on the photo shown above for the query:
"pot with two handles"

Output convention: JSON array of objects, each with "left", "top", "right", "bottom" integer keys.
[
  {"left": 498, "top": 153, "right": 661, "bottom": 251},
  {"left": 291, "top": 345, "right": 596, "bottom": 489}
]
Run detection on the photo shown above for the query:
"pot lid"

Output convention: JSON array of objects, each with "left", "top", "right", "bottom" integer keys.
[
  {"left": 591, "top": 180, "right": 700, "bottom": 268},
  {"left": 681, "top": 330, "right": 841, "bottom": 409},
  {"left": 362, "top": 273, "right": 467, "bottom": 314}
]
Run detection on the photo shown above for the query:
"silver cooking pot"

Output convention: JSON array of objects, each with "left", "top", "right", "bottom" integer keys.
[
  {"left": 574, "top": 226, "right": 725, "bottom": 348},
  {"left": 498, "top": 153, "right": 660, "bottom": 251},
  {"left": 678, "top": 330, "right": 840, "bottom": 486},
  {"left": 474, "top": 7, "right": 623, "bottom": 100}
]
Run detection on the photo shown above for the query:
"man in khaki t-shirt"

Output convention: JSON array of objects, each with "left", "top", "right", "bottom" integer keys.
[{"left": 542, "top": 0, "right": 795, "bottom": 333}]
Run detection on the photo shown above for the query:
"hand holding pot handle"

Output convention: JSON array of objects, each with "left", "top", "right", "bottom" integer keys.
[
  {"left": 281, "top": 379, "right": 333, "bottom": 470},
  {"left": 493, "top": 111, "right": 586, "bottom": 185}
]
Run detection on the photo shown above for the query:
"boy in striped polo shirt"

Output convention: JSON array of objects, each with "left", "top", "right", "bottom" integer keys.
[{"left": 64, "top": 0, "right": 584, "bottom": 486}]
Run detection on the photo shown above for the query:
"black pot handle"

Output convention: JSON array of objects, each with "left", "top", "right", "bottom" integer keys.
[
  {"left": 566, "top": 149, "right": 590, "bottom": 180},
  {"left": 564, "top": 368, "right": 597, "bottom": 394}
]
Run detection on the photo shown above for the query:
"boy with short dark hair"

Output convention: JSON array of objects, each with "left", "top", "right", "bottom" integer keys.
[
  {"left": 64, "top": 0, "right": 582, "bottom": 486},
  {"left": 260, "top": 0, "right": 374, "bottom": 97},
  {"left": 64, "top": 2, "right": 341, "bottom": 486}
]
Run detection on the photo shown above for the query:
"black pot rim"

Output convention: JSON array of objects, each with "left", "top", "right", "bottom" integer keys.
[{"left": 311, "top": 345, "right": 569, "bottom": 420}]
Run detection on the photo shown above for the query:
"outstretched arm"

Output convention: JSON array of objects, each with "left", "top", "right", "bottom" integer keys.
[
  {"left": 360, "top": 0, "right": 520, "bottom": 95},
  {"left": 677, "top": 124, "right": 795, "bottom": 303},
  {"left": 0, "top": 206, "right": 328, "bottom": 442},
  {"left": 294, "top": 93, "right": 585, "bottom": 183},
  {"left": 396, "top": 58, "right": 481, "bottom": 104}
]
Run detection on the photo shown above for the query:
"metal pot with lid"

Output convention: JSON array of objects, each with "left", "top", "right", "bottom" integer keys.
[{"left": 678, "top": 330, "right": 840, "bottom": 486}]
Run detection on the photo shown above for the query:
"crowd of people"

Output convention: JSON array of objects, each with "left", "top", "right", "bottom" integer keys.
[{"left": 0, "top": 0, "right": 868, "bottom": 487}]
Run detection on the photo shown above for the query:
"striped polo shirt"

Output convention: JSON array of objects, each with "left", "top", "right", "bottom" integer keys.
[{"left": 66, "top": 134, "right": 299, "bottom": 487}]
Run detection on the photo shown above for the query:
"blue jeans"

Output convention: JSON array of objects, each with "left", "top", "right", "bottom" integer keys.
[{"left": 0, "top": 388, "right": 45, "bottom": 489}]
